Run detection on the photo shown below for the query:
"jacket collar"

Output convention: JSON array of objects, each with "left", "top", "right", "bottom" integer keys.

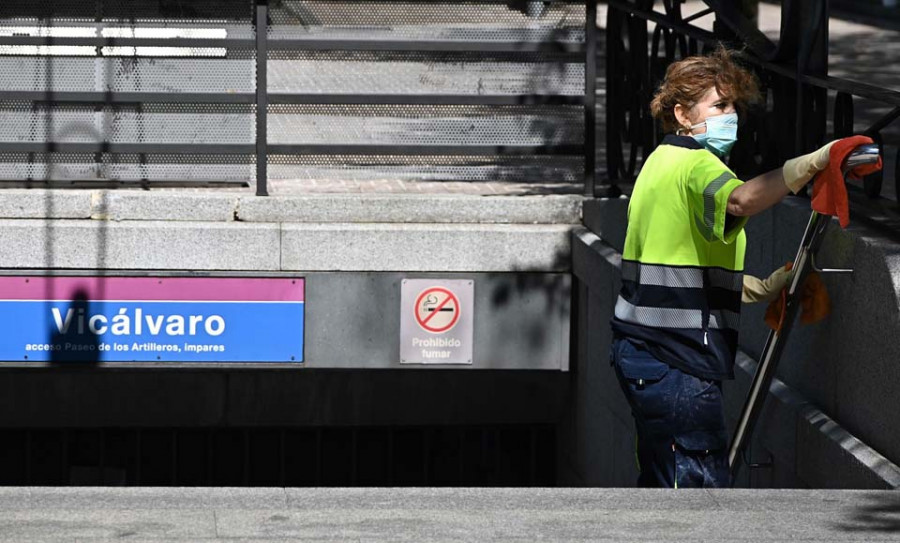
[{"left": 661, "top": 134, "right": 704, "bottom": 150}]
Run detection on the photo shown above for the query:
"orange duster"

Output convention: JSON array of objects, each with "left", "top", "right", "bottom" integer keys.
[{"left": 764, "top": 264, "right": 831, "bottom": 332}]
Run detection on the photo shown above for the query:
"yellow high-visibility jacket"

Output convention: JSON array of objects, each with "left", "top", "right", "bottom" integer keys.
[{"left": 611, "top": 134, "right": 748, "bottom": 380}]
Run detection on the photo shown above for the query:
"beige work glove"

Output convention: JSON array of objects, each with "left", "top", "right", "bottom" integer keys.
[
  {"left": 742, "top": 265, "right": 793, "bottom": 304},
  {"left": 782, "top": 140, "right": 838, "bottom": 193}
]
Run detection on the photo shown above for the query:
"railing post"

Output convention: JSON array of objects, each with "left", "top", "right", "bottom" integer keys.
[
  {"left": 789, "top": 0, "right": 828, "bottom": 156},
  {"left": 255, "top": 0, "right": 269, "bottom": 196},
  {"left": 604, "top": 3, "right": 620, "bottom": 188},
  {"left": 584, "top": 0, "right": 597, "bottom": 197}
]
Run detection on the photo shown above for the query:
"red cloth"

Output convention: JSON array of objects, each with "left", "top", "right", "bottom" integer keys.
[
  {"left": 764, "top": 262, "right": 831, "bottom": 332},
  {"left": 810, "top": 135, "right": 882, "bottom": 228}
]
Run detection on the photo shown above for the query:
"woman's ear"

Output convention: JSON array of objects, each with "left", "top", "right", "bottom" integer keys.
[{"left": 673, "top": 103, "right": 692, "bottom": 133}]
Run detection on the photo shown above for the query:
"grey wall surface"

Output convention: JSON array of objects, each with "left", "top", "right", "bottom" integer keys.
[
  {"left": 558, "top": 229, "right": 637, "bottom": 487},
  {"left": 305, "top": 272, "right": 570, "bottom": 370},
  {"left": 0, "top": 271, "right": 570, "bottom": 371},
  {"left": 566, "top": 197, "right": 900, "bottom": 489}
]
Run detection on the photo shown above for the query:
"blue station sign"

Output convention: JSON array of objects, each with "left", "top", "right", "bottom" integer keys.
[{"left": 0, "top": 276, "right": 305, "bottom": 363}]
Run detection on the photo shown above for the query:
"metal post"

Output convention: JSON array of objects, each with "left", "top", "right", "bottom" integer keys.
[
  {"left": 255, "top": 0, "right": 269, "bottom": 196},
  {"left": 584, "top": 0, "right": 597, "bottom": 196},
  {"left": 793, "top": 0, "right": 829, "bottom": 155},
  {"left": 604, "top": 4, "right": 620, "bottom": 187}
]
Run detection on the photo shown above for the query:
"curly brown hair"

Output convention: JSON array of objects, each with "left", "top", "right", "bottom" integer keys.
[{"left": 650, "top": 45, "right": 761, "bottom": 133}]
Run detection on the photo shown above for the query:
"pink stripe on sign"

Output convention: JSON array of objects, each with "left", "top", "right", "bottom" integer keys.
[{"left": 0, "top": 276, "right": 304, "bottom": 303}]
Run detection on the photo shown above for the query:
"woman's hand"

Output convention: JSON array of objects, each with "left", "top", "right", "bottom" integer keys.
[
  {"left": 782, "top": 140, "right": 839, "bottom": 193},
  {"left": 742, "top": 265, "right": 793, "bottom": 304}
]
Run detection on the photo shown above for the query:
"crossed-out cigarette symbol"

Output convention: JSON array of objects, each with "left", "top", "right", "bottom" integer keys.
[{"left": 415, "top": 287, "right": 460, "bottom": 333}]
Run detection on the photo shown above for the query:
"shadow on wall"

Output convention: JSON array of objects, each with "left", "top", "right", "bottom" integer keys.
[
  {"left": 48, "top": 288, "right": 102, "bottom": 365},
  {"left": 488, "top": 247, "right": 572, "bottom": 352},
  {"left": 34, "top": 5, "right": 111, "bottom": 353},
  {"left": 835, "top": 492, "right": 900, "bottom": 533}
]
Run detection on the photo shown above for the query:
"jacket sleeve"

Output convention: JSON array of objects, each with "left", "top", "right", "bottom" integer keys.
[{"left": 684, "top": 153, "right": 748, "bottom": 244}]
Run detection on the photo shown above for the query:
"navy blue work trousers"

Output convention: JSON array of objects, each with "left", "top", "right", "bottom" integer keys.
[{"left": 610, "top": 336, "right": 730, "bottom": 488}]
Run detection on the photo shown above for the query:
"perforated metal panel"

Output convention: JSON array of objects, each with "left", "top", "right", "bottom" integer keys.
[
  {"left": 0, "top": 0, "right": 256, "bottom": 185},
  {"left": 0, "top": 0, "right": 591, "bottom": 187},
  {"left": 269, "top": 154, "right": 582, "bottom": 183},
  {"left": 269, "top": 104, "right": 582, "bottom": 146},
  {"left": 0, "top": 58, "right": 255, "bottom": 93},
  {"left": 268, "top": 55, "right": 584, "bottom": 96},
  {"left": 0, "top": 1, "right": 254, "bottom": 22},
  {"left": 263, "top": 0, "right": 587, "bottom": 185},
  {"left": 269, "top": 1, "right": 584, "bottom": 28},
  {"left": 0, "top": 103, "right": 254, "bottom": 144},
  {"left": 0, "top": 153, "right": 254, "bottom": 183}
]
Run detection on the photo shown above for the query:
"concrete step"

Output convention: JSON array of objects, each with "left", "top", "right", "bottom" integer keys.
[
  {"left": 0, "top": 190, "right": 584, "bottom": 225},
  {"left": 0, "top": 220, "right": 574, "bottom": 272},
  {"left": 0, "top": 190, "right": 581, "bottom": 272},
  {"left": 0, "top": 487, "right": 897, "bottom": 541}
]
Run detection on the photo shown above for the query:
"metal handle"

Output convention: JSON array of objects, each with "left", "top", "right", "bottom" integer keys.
[
  {"left": 806, "top": 142, "right": 880, "bottom": 274},
  {"left": 842, "top": 143, "right": 880, "bottom": 174}
]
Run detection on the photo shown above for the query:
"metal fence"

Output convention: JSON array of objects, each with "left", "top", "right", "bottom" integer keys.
[
  {"left": 0, "top": 0, "right": 597, "bottom": 195},
  {"left": 604, "top": 0, "right": 900, "bottom": 200}
]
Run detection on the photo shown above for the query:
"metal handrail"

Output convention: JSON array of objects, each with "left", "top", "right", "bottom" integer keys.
[{"left": 728, "top": 143, "right": 882, "bottom": 480}]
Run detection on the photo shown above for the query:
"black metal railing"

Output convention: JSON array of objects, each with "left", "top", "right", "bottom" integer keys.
[
  {"left": 0, "top": 0, "right": 599, "bottom": 196},
  {"left": 603, "top": 0, "right": 900, "bottom": 200}
]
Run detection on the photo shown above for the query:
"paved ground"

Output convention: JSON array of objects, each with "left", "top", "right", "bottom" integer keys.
[{"left": 0, "top": 487, "right": 898, "bottom": 542}]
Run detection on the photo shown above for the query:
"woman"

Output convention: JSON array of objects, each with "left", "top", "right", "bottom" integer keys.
[{"left": 610, "top": 46, "right": 841, "bottom": 488}]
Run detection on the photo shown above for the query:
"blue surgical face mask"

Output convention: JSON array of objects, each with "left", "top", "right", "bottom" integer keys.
[{"left": 690, "top": 112, "right": 738, "bottom": 158}]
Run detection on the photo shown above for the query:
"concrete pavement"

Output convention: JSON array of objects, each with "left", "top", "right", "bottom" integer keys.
[{"left": 0, "top": 487, "right": 898, "bottom": 541}]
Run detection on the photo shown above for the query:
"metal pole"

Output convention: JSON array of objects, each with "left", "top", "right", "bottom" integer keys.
[
  {"left": 604, "top": 3, "right": 618, "bottom": 186},
  {"left": 255, "top": 0, "right": 269, "bottom": 197},
  {"left": 584, "top": 0, "right": 597, "bottom": 196}
]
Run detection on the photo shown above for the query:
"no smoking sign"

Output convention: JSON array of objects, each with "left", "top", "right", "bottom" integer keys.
[
  {"left": 400, "top": 279, "right": 474, "bottom": 365},
  {"left": 415, "top": 287, "right": 460, "bottom": 333}
]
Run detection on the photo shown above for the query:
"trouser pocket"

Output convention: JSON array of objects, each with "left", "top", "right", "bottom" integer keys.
[
  {"left": 672, "top": 374, "right": 729, "bottom": 488},
  {"left": 611, "top": 338, "right": 673, "bottom": 425}
]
